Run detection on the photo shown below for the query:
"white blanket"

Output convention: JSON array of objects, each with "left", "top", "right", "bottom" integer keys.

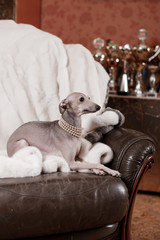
[
  {"left": 0, "top": 20, "right": 109, "bottom": 178},
  {"left": 0, "top": 20, "right": 109, "bottom": 149}
]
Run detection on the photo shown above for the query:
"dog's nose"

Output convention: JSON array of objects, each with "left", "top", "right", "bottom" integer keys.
[{"left": 96, "top": 105, "right": 101, "bottom": 111}]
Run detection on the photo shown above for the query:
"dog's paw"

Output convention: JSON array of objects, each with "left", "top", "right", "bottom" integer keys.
[
  {"left": 92, "top": 168, "right": 105, "bottom": 176},
  {"left": 108, "top": 169, "right": 121, "bottom": 177}
]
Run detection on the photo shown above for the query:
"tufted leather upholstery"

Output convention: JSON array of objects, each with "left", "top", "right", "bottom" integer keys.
[
  {"left": 0, "top": 128, "right": 155, "bottom": 240},
  {"left": 103, "top": 128, "right": 155, "bottom": 194}
]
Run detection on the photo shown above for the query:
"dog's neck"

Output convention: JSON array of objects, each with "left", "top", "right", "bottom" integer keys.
[{"left": 58, "top": 117, "right": 83, "bottom": 138}]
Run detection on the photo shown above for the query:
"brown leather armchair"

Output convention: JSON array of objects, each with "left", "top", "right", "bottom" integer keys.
[{"left": 0, "top": 127, "right": 155, "bottom": 240}]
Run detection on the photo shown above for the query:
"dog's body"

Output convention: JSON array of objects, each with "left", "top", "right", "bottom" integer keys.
[
  {"left": 7, "top": 92, "right": 120, "bottom": 177},
  {"left": 7, "top": 121, "right": 80, "bottom": 162}
]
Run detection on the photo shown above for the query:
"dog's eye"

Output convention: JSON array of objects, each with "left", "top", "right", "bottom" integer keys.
[{"left": 79, "top": 97, "right": 85, "bottom": 102}]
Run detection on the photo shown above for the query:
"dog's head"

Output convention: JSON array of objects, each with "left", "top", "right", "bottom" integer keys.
[{"left": 59, "top": 92, "right": 101, "bottom": 116}]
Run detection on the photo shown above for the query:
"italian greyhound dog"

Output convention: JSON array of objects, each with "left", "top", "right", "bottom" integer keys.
[{"left": 7, "top": 92, "right": 120, "bottom": 176}]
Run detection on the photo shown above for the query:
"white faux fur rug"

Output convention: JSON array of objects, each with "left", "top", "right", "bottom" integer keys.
[{"left": 0, "top": 147, "right": 42, "bottom": 178}]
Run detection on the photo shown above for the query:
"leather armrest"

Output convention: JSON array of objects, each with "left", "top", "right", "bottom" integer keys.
[{"left": 102, "top": 127, "right": 156, "bottom": 194}]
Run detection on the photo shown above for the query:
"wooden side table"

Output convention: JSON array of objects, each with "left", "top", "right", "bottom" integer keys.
[{"left": 108, "top": 94, "right": 160, "bottom": 193}]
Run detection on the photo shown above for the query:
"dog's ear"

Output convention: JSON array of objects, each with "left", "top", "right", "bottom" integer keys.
[{"left": 59, "top": 99, "right": 68, "bottom": 114}]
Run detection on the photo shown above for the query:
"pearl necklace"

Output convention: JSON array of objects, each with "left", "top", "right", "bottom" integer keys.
[{"left": 58, "top": 117, "right": 82, "bottom": 138}]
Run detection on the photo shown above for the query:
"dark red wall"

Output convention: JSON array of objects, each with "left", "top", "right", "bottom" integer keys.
[{"left": 41, "top": 0, "right": 160, "bottom": 51}]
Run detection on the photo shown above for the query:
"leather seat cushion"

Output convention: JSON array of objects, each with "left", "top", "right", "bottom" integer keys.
[{"left": 0, "top": 172, "right": 129, "bottom": 239}]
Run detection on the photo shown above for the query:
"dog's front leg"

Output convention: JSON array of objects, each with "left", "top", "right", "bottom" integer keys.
[{"left": 69, "top": 160, "right": 121, "bottom": 177}]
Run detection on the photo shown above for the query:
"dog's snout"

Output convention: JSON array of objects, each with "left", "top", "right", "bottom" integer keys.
[{"left": 96, "top": 105, "right": 101, "bottom": 111}]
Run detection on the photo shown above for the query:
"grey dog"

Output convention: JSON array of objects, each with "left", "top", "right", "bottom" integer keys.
[{"left": 7, "top": 92, "right": 120, "bottom": 176}]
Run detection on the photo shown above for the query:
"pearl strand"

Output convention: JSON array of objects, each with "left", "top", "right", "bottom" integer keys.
[{"left": 58, "top": 117, "right": 82, "bottom": 138}]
